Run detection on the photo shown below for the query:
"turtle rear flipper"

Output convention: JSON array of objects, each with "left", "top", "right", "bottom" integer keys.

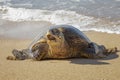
[
  {"left": 87, "top": 43, "right": 110, "bottom": 58},
  {"left": 91, "top": 44, "right": 118, "bottom": 58},
  {"left": 105, "top": 47, "right": 118, "bottom": 55}
]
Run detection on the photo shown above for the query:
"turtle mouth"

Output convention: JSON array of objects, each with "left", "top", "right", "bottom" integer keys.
[{"left": 47, "top": 34, "right": 56, "bottom": 40}]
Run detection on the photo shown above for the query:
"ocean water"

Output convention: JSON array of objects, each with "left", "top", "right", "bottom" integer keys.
[{"left": 0, "top": 0, "right": 120, "bottom": 39}]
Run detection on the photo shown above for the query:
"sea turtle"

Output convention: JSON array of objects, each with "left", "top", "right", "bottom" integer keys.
[{"left": 7, "top": 25, "right": 118, "bottom": 61}]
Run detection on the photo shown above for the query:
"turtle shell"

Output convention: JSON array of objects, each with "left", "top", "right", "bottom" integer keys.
[{"left": 31, "top": 25, "right": 92, "bottom": 59}]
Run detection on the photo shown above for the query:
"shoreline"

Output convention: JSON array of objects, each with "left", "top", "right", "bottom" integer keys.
[{"left": 1, "top": 31, "right": 120, "bottom": 48}]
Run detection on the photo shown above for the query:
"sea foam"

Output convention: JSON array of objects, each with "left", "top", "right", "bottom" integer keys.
[{"left": 0, "top": 6, "right": 120, "bottom": 34}]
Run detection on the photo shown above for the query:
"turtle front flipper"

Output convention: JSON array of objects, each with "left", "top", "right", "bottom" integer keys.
[
  {"left": 12, "top": 49, "right": 28, "bottom": 60},
  {"left": 6, "top": 49, "right": 26, "bottom": 60},
  {"left": 33, "top": 50, "right": 47, "bottom": 61},
  {"left": 6, "top": 56, "right": 16, "bottom": 60}
]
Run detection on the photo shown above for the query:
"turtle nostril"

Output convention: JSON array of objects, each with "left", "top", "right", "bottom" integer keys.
[{"left": 47, "top": 34, "right": 56, "bottom": 40}]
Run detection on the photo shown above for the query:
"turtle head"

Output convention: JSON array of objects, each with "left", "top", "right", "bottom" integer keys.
[
  {"left": 46, "top": 28, "right": 65, "bottom": 43},
  {"left": 45, "top": 28, "right": 69, "bottom": 55}
]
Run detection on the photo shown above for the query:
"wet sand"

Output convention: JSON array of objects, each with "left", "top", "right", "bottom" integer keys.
[{"left": 0, "top": 32, "right": 120, "bottom": 80}]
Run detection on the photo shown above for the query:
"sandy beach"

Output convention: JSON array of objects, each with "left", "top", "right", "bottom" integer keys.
[{"left": 0, "top": 32, "right": 120, "bottom": 80}]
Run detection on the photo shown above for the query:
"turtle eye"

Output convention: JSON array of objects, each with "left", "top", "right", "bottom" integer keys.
[
  {"left": 52, "top": 29, "right": 60, "bottom": 35},
  {"left": 47, "top": 34, "right": 56, "bottom": 40}
]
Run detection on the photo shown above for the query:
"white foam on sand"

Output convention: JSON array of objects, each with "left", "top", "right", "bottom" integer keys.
[
  {"left": 0, "top": 6, "right": 97, "bottom": 26},
  {"left": 0, "top": 6, "right": 120, "bottom": 38}
]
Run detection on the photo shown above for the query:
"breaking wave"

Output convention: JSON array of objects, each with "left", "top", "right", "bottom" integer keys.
[{"left": 0, "top": 6, "right": 120, "bottom": 34}]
